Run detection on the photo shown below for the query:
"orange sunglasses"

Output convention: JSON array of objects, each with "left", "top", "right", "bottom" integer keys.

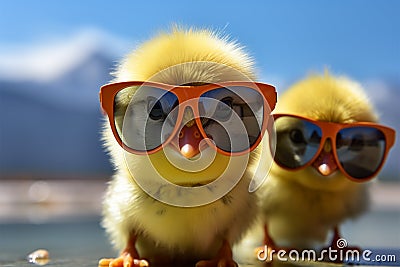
[
  {"left": 272, "top": 114, "right": 396, "bottom": 181},
  {"left": 100, "top": 81, "right": 277, "bottom": 156}
]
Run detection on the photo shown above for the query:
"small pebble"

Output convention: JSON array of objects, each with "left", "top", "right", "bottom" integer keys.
[{"left": 27, "top": 249, "right": 50, "bottom": 265}]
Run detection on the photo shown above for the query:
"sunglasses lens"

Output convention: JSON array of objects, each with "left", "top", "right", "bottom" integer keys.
[
  {"left": 114, "top": 85, "right": 178, "bottom": 152},
  {"left": 336, "top": 127, "right": 386, "bottom": 179},
  {"left": 274, "top": 116, "right": 322, "bottom": 168},
  {"left": 199, "top": 86, "right": 266, "bottom": 152}
]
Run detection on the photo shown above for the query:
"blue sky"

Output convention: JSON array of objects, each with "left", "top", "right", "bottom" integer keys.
[
  {"left": 0, "top": 1, "right": 399, "bottom": 177},
  {"left": 1, "top": 0, "right": 399, "bottom": 83}
]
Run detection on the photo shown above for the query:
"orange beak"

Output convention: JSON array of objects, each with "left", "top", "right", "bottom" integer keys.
[
  {"left": 177, "top": 120, "right": 203, "bottom": 159},
  {"left": 312, "top": 140, "right": 338, "bottom": 176}
]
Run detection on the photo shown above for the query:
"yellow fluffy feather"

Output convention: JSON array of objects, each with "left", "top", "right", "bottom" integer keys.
[
  {"left": 258, "top": 72, "right": 377, "bottom": 249},
  {"left": 100, "top": 27, "right": 263, "bottom": 267},
  {"left": 115, "top": 26, "right": 256, "bottom": 83}
]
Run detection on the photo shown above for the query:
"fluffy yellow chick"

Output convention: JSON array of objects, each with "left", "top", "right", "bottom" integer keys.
[
  {"left": 258, "top": 72, "right": 395, "bottom": 252},
  {"left": 99, "top": 27, "right": 276, "bottom": 267}
]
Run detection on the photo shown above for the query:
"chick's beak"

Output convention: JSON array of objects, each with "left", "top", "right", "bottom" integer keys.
[
  {"left": 312, "top": 140, "right": 338, "bottom": 176},
  {"left": 177, "top": 120, "right": 203, "bottom": 159}
]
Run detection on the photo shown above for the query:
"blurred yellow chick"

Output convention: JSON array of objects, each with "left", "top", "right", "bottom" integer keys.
[
  {"left": 258, "top": 72, "right": 395, "bottom": 252},
  {"left": 99, "top": 26, "right": 277, "bottom": 267}
]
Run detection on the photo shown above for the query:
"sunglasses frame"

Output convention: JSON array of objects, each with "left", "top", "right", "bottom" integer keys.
[
  {"left": 272, "top": 114, "right": 396, "bottom": 182},
  {"left": 100, "top": 81, "right": 277, "bottom": 156}
]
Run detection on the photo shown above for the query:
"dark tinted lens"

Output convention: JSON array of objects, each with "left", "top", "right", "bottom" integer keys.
[
  {"left": 114, "top": 85, "right": 178, "bottom": 152},
  {"left": 199, "top": 86, "right": 264, "bottom": 152},
  {"left": 274, "top": 116, "right": 322, "bottom": 168},
  {"left": 336, "top": 127, "right": 386, "bottom": 179}
]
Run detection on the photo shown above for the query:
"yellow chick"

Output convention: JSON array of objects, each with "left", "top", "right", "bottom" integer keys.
[
  {"left": 99, "top": 27, "right": 277, "bottom": 267},
  {"left": 258, "top": 72, "right": 395, "bottom": 252}
]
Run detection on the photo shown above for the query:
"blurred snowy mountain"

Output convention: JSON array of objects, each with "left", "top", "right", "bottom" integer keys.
[
  {"left": 0, "top": 31, "right": 125, "bottom": 178},
  {"left": 363, "top": 78, "right": 400, "bottom": 180},
  {"left": 0, "top": 31, "right": 398, "bottom": 180}
]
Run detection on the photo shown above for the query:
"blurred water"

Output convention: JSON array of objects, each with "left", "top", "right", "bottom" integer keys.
[
  {"left": 0, "top": 219, "right": 113, "bottom": 265},
  {"left": 0, "top": 180, "right": 398, "bottom": 266},
  {"left": 0, "top": 210, "right": 399, "bottom": 266}
]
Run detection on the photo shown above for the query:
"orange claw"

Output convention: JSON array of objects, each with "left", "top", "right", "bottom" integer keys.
[
  {"left": 98, "top": 253, "right": 149, "bottom": 267},
  {"left": 98, "top": 258, "right": 112, "bottom": 266},
  {"left": 133, "top": 259, "right": 149, "bottom": 267},
  {"left": 98, "top": 234, "right": 148, "bottom": 267}
]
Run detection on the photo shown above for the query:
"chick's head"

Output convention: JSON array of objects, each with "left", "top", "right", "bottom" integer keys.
[
  {"left": 103, "top": 27, "right": 262, "bottom": 196},
  {"left": 271, "top": 72, "right": 378, "bottom": 191}
]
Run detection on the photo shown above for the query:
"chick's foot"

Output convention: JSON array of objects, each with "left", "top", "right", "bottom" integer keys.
[
  {"left": 98, "top": 252, "right": 149, "bottom": 267},
  {"left": 254, "top": 223, "right": 278, "bottom": 262},
  {"left": 98, "top": 234, "right": 148, "bottom": 267},
  {"left": 196, "top": 240, "right": 237, "bottom": 267},
  {"left": 321, "top": 226, "right": 361, "bottom": 263}
]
